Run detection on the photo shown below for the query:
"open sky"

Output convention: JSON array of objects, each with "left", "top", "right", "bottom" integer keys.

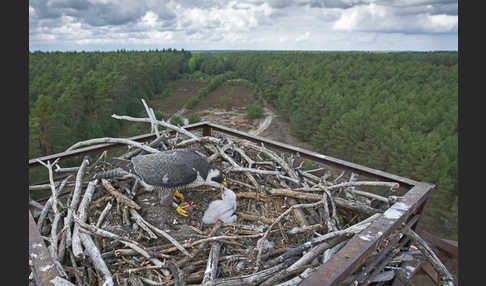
[{"left": 29, "top": 0, "right": 458, "bottom": 51}]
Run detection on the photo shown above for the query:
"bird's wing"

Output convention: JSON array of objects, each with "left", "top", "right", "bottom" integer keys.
[{"left": 131, "top": 151, "right": 199, "bottom": 188}]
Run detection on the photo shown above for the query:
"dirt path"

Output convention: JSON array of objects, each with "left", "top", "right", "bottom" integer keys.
[
  {"left": 257, "top": 105, "right": 314, "bottom": 151},
  {"left": 249, "top": 107, "right": 273, "bottom": 136},
  {"left": 148, "top": 80, "right": 314, "bottom": 151}
]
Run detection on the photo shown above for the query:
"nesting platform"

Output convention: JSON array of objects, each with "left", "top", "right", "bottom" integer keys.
[{"left": 29, "top": 121, "right": 449, "bottom": 286}]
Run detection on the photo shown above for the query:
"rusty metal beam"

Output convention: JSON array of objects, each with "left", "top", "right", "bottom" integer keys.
[
  {"left": 419, "top": 262, "right": 440, "bottom": 284},
  {"left": 300, "top": 183, "right": 434, "bottom": 286},
  {"left": 29, "top": 210, "right": 60, "bottom": 285}
]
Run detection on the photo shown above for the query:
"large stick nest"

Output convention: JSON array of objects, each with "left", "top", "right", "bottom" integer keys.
[{"left": 30, "top": 101, "right": 442, "bottom": 286}]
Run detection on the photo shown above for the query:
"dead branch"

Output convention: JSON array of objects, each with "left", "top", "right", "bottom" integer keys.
[
  {"left": 233, "top": 192, "right": 271, "bottom": 201},
  {"left": 274, "top": 267, "right": 320, "bottom": 286},
  {"left": 240, "top": 141, "right": 299, "bottom": 179},
  {"left": 260, "top": 261, "right": 319, "bottom": 286},
  {"left": 256, "top": 200, "right": 324, "bottom": 269},
  {"left": 268, "top": 189, "right": 379, "bottom": 215},
  {"left": 65, "top": 137, "right": 160, "bottom": 153},
  {"left": 128, "top": 208, "right": 158, "bottom": 240},
  {"left": 217, "top": 144, "right": 259, "bottom": 189},
  {"left": 201, "top": 242, "right": 221, "bottom": 284},
  {"left": 324, "top": 181, "right": 400, "bottom": 192},
  {"left": 111, "top": 114, "right": 198, "bottom": 140},
  {"left": 129, "top": 209, "right": 192, "bottom": 257},
  {"left": 175, "top": 136, "right": 222, "bottom": 148},
  {"left": 78, "top": 231, "right": 114, "bottom": 286},
  {"left": 35, "top": 158, "right": 64, "bottom": 264},
  {"left": 403, "top": 227, "right": 456, "bottom": 286},
  {"left": 265, "top": 214, "right": 380, "bottom": 269},
  {"left": 37, "top": 175, "right": 72, "bottom": 231},
  {"left": 95, "top": 202, "right": 112, "bottom": 228},
  {"left": 236, "top": 212, "right": 274, "bottom": 224},
  {"left": 287, "top": 236, "right": 347, "bottom": 272},
  {"left": 228, "top": 167, "right": 281, "bottom": 176},
  {"left": 287, "top": 224, "right": 323, "bottom": 235},
  {"left": 72, "top": 179, "right": 98, "bottom": 259},
  {"left": 64, "top": 157, "right": 90, "bottom": 247},
  {"left": 141, "top": 98, "right": 161, "bottom": 138},
  {"left": 202, "top": 259, "right": 298, "bottom": 286},
  {"left": 101, "top": 179, "right": 141, "bottom": 210}
]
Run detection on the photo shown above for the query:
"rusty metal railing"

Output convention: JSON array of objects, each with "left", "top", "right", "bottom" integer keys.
[{"left": 29, "top": 121, "right": 438, "bottom": 285}]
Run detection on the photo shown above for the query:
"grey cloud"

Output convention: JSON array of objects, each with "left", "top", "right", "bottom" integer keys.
[
  {"left": 375, "top": 0, "right": 457, "bottom": 15},
  {"left": 47, "top": 0, "right": 90, "bottom": 10},
  {"left": 307, "top": 0, "right": 368, "bottom": 9},
  {"left": 428, "top": 3, "right": 457, "bottom": 15},
  {"left": 30, "top": 0, "right": 63, "bottom": 19},
  {"left": 30, "top": 0, "right": 176, "bottom": 27},
  {"left": 267, "top": 0, "right": 294, "bottom": 9},
  {"left": 175, "top": 0, "right": 226, "bottom": 9},
  {"left": 184, "top": 28, "right": 199, "bottom": 35}
]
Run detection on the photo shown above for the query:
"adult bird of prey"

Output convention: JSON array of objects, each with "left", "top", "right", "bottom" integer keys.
[{"left": 94, "top": 148, "right": 226, "bottom": 216}]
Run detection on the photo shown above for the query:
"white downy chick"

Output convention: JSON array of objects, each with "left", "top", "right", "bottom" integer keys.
[{"left": 202, "top": 187, "right": 237, "bottom": 224}]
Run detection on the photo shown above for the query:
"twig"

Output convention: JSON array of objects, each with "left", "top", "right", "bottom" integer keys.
[
  {"left": 73, "top": 213, "right": 168, "bottom": 270},
  {"left": 274, "top": 267, "right": 319, "bottom": 286},
  {"left": 268, "top": 189, "right": 379, "bottom": 216},
  {"left": 35, "top": 158, "right": 64, "bottom": 265},
  {"left": 218, "top": 144, "right": 259, "bottom": 189},
  {"left": 121, "top": 265, "right": 165, "bottom": 274},
  {"left": 128, "top": 208, "right": 157, "bottom": 239},
  {"left": 55, "top": 165, "right": 80, "bottom": 173},
  {"left": 78, "top": 231, "right": 114, "bottom": 286},
  {"left": 265, "top": 214, "right": 380, "bottom": 269},
  {"left": 256, "top": 200, "right": 324, "bottom": 270},
  {"left": 141, "top": 98, "right": 160, "bottom": 138},
  {"left": 236, "top": 212, "right": 274, "bottom": 224},
  {"left": 325, "top": 181, "right": 400, "bottom": 192},
  {"left": 68, "top": 249, "right": 83, "bottom": 286},
  {"left": 175, "top": 136, "right": 222, "bottom": 148},
  {"left": 287, "top": 236, "right": 347, "bottom": 272},
  {"left": 37, "top": 175, "right": 72, "bottom": 231},
  {"left": 233, "top": 192, "right": 271, "bottom": 201},
  {"left": 29, "top": 181, "right": 89, "bottom": 191},
  {"left": 95, "top": 202, "right": 112, "bottom": 228},
  {"left": 287, "top": 224, "right": 323, "bottom": 235},
  {"left": 112, "top": 114, "right": 198, "bottom": 140},
  {"left": 240, "top": 141, "right": 299, "bottom": 179},
  {"left": 260, "top": 261, "right": 319, "bottom": 286},
  {"left": 205, "top": 259, "right": 298, "bottom": 286},
  {"left": 228, "top": 167, "right": 281, "bottom": 176},
  {"left": 177, "top": 220, "right": 223, "bottom": 266},
  {"left": 119, "top": 133, "right": 169, "bottom": 160},
  {"left": 101, "top": 179, "right": 141, "bottom": 210},
  {"left": 129, "top": 209, "right": 192, "bottom": 257}
]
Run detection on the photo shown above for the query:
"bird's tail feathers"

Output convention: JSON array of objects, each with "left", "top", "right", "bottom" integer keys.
[{"left": 93, "top": 167, "right": 132, "bottom": 180}]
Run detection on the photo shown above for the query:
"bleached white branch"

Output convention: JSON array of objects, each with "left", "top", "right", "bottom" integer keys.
[
  {"left": 65, "top": 137, "right": 159, "bottom": 154},
  {"left": 111, "top": 114, "right": 198, "bottom": 139}
]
